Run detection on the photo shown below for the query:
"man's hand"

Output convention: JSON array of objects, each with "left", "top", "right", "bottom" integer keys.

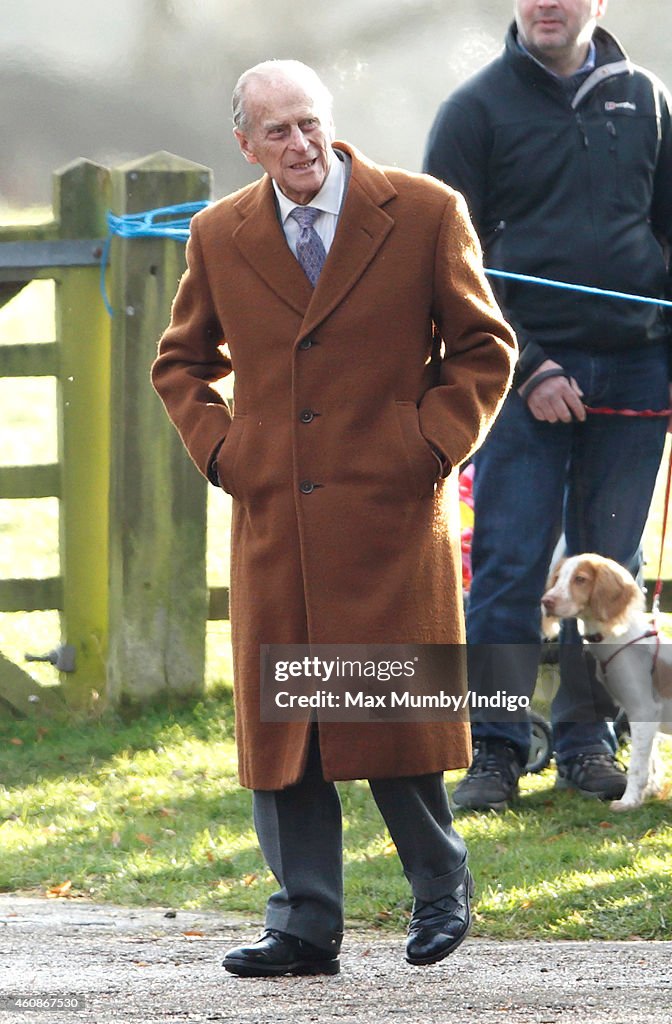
[{"left": 519, "top": 359, "right": 586, "bottom": 423}]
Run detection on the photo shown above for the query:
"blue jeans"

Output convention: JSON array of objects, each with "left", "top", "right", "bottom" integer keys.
[{"left": 466, "top": 343, "right": 669, "bottom": 765}]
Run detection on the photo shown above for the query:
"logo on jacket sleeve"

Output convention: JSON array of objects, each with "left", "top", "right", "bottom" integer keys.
[{"left": 605, "top": 101, "right": 637, "bottom": 111}]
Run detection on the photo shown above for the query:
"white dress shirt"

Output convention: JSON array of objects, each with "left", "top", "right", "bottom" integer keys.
[{"left": 273, "top": 151, "right": 345, "bottom": 257}]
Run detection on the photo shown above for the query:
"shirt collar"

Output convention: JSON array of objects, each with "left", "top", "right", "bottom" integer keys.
[
  {"left": 518, "top": 37, "right": 596, "bottom": 79},
  {"left": 274, "top": 149, "right": 345, "bottom": 223}
]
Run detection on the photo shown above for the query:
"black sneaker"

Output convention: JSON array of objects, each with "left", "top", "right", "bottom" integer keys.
[
  {"left": 452, "top": 740, "right": 523, "bottom": 811},
  {"left": 556, "top": 752, "right": 627, "bottom": 801}
]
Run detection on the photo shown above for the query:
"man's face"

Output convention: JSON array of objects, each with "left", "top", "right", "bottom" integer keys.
[
  {"left": 515, "top": 0, "right": 607, "bottom": 59},
  {"left": 235, "top": 75, "right": 335, "bottom": 206}
]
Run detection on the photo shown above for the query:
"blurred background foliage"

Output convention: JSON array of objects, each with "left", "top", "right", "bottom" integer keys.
[{"left": 3, "top": 0, "right": 671, "bottom": 208}]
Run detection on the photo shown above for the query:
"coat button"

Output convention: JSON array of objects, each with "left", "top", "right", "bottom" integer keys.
[
  {"left": 299, "top": 480, "right": 315, "bottom": 494},
  {"left": 299, "top": 409, "right": 315, "bottom": 423},
  {"left": 298, "top": 337, "right": 313, "bottom": 350}
]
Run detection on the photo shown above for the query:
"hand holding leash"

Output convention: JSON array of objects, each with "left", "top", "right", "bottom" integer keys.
[{"left": 518, "top": 359, "right": 586, "bottom": 423}]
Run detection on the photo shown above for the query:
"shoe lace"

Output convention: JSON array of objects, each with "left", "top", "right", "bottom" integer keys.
[
  {"left": 411, "top": 894, "right": 459, "bottom": 929},
  {"left": 569, "top": 752, "right": 626, "bottom": 776},
  {"left": 468, "top": 742, "right": 519, "bottom": 781}
]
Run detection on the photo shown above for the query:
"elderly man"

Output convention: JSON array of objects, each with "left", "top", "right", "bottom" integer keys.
[
  {"left": 152, "top": 60, "right": 515, "bottom": 976},
  {"left": 424, "top": 0, "right": 672, "bottom": 811}
]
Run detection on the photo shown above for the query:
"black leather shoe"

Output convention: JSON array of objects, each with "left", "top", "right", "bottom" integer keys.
[
  {"left": 222, "top": 928, "right": 340, "bottom": 977},
  {"left": 405, "top": 870, "right": 474, "bottom": 966}
]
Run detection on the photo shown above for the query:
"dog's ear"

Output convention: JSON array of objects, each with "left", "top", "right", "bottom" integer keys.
[
  {"left": 589, "top": 560, "right": 641, "bottom": 627},
  {"left": 545, "top": 556, "right": 566, "bottom": 591}
]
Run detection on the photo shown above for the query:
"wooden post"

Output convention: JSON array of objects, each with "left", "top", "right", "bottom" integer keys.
[
  {"left": 54, "top": 159, "right": 112, "bottom": 708},
  {"left": 107, "top": 152, "right": 212, "bottom": 703}
]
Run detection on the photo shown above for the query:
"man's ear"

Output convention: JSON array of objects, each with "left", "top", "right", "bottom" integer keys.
[
  {"left": 596, "top": 0, "right": 608, "bottom": 18},
  {"left": 234, "top": 128, "right": 260, "bottom": 166}
]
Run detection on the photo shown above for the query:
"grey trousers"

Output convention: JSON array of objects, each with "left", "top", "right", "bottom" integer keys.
[{"left": 253, "top": 728, "right": 467, "bottom": 951}]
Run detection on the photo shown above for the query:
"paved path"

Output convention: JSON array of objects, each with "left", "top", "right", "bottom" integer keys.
[{"left": 1, "top": 896, "right": 671, "bottom": 1024}]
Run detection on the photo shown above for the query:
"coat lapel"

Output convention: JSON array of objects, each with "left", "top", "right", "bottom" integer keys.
[
  {"left": 231, "top": 144, "right": 397, "bottom": 333},
  {"left": 232, "top": 176, "right": 313, "bottom": 317},
  {"left": 300, "top": 144, "right": 396, "bottom": 338}
]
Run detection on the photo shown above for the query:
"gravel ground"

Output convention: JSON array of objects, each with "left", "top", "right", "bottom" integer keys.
[{"left": 1, "top": 896, "right": 671, "bottom": 1024}]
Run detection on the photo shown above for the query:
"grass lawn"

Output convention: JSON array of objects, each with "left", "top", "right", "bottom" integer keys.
[
  {"left": 1, "top": 689, "right": 671, "bottom": 940},
  {"left": 1, "top": 214, "right": 671, "bottom": 941}
]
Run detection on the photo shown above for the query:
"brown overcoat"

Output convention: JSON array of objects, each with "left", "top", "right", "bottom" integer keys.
[{"left": 151, "top": 142, "right": 516, "bottom": 790}]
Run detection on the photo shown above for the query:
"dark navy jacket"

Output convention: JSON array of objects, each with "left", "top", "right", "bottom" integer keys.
[{"left": 423, "top": 23, "right": 672, "bottom": 383}]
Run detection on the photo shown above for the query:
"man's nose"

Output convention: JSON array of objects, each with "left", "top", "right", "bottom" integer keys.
[{"left": 288, "top": 126, "right": 310, "bottom": 151}]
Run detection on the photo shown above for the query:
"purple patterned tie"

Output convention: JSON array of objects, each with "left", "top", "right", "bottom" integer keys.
[{"left": 289, "top": 206, "right": 327, "bottom": 287}]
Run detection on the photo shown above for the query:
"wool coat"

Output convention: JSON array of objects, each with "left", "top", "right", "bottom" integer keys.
[{"left": 151, "top": 142, "right": 516, "bottom": 790}]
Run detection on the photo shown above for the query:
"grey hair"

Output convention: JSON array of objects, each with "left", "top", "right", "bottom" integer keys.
[{"left": 232, "top": 60, "right": 334, "bottom": 134}]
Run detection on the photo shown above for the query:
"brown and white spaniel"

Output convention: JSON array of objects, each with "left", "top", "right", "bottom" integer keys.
[{"left": 542, "top": 554, "right": 671, "bottom": 811}]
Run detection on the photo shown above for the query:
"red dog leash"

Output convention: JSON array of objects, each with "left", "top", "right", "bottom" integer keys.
[
  {"left": 584, "top": 403, "right": 672, "bottom": 619},
  {"left": 584, "top": 406, "right": 671, "bottom": 417}
]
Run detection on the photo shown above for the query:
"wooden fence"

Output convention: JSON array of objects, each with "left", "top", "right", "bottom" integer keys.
[
  {"left": 0, "top": 153, "right": 222, "bottom": 715},
  {"left": 1, "top": 154, "right": 669, "bottom": 718}
]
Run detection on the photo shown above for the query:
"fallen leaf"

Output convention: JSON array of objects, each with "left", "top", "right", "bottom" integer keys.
[
  {"left": 47, "top": 880, "right": 72, "bottom": 897},
  {"left": 110, "top": 831, "right": 121, "bottom": 848},
  {"left": 206, "top": 851, "right": 215, "bottom": 862},
  {"left": 599, "top": 821, "right": 613, "bottom": 829},
  {"left": 182, "top": 930, "right": 205, "bottom": 938},
  {"left": 382, "top": 840, "right": 397, "bottom": 856},
  {"left": 9, "top": 738, "right": 23, "bottom": 746},
  {"left": 242, "top": 873, "right": 258, "bottom": 887},
  {"left": 136, "top": 833, "right": 154, "bottom": 846}
]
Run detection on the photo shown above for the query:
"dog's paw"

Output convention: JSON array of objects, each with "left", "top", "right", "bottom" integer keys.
[{"left": 610, "top": 797, "right": 642, "bottom": 812}]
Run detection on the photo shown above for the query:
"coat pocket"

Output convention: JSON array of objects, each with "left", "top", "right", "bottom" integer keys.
[
  {"left": 394, "top": 401, "right": 440, "bottom": 499},
  {"left": 216, "top": 415, "right": 247, "bottom": 499}
]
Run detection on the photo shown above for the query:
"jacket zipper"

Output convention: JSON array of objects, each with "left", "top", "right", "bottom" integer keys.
[{"left": 575, "top": 112, "right": 589, "bottom": 148}]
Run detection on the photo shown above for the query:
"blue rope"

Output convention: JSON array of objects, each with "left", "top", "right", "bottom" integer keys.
[
  {"left": 100, "top": 201, "right": 210, "bottom": 315},
  {"left": 99, "top": 200, "right": 672, "bottom": 316},
  {"left": 107, "top": 202, "right": 210, "bottom": 241},
  {"left": 485, "top": 268, "right": 672, "bottom": 309}
]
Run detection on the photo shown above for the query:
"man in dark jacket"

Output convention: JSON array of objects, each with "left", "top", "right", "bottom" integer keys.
[{"left": 424, "top": 0, "right": 672, "bottom": 810}]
